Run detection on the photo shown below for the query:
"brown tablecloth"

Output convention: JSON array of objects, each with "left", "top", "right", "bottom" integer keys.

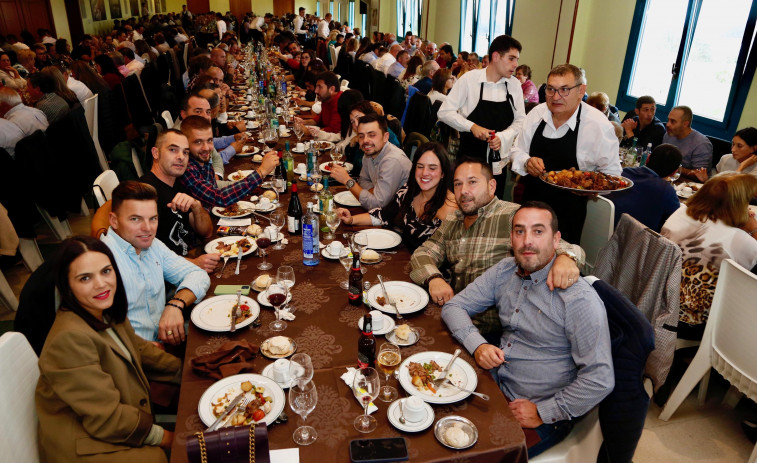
[{"left": 169, "top": 123, "right": 528, "bottom": 463}]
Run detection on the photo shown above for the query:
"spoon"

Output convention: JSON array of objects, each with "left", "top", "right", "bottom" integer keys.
[{"left": 398, "top": 399, "right": 407, "bottom": 424}]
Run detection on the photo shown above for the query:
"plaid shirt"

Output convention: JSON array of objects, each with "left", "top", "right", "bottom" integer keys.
[{"left": 180, "top": 157, "right": 262, "bottom": 209}]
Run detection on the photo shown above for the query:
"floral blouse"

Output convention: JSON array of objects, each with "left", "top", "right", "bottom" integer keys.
[{"left": 368, "top": 185, "right": 443, "bottom": 252}]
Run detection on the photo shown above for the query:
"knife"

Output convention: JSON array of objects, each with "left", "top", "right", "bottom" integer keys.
[
  {"left": 234, "top": 245, "right": 243, "bottom": 275},
  {"left": 206, "top": 391, "right": 245, "bottom": 432},
  {"left": 433, "top": 349, "right": 461, "bottom": 388},
  {"left": 377, "top": 274, "right": 402, "bottom": 320},
  {"left": 230, "top": 289, "right": 241, "bottom": 333}
]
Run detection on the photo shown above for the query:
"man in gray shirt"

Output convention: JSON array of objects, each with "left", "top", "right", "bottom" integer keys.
[
  {"left": 662, "top": 105, "right": 712, "bottom": 181},
  {"left": 330, "top": 114, "right": 412, "bottom": 209},
  {"left": 441, "top": 201, "right": 614, "bottom": 458}
]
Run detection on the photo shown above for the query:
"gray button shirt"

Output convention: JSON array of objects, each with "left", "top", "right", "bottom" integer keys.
[{"left": 358, "top": 141, "right": 412, "bottom": 209}]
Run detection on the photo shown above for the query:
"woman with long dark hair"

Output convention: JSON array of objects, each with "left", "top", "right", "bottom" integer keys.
[
  {"left": 94, "top": 54, "right": 124, "bottom": 89},
  {"left": 337, "top": 142, "right": 458, "bottom": 251},
  {"left": 35, "top": 236, "right": 181, "bottom": 463}
]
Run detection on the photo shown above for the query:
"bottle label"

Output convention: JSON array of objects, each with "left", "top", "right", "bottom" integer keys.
[
  {"left": 303, "top": 224, "right": 314, "bottom": 258},
  {"left": 492, "top": 159, "right": 504, "bottom": 176},
  {"left": 348, "top": 285, "right": 361, "bottom": 301},
  {"left": 288, "top": 217, "right": 299, "bottom": 233},
  {"left": 357, "top": 357, "right": 369, "bottom": 369}
]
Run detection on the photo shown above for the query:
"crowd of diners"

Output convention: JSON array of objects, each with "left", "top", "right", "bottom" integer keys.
[{"left": 2, "top": 5, "right": 757, "bottom": 462}]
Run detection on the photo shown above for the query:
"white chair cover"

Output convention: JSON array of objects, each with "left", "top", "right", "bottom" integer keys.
[
  {"left": 93, "top": 170, "right": 120, "bottom": 207},
  {"left": 580, "top": 195, "right": 614, "bottom": 274},
  {"left": 0, "top": 332, "right": 40, "bottom": 463}
]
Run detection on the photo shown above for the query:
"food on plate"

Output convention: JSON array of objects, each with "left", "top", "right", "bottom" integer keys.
[
  {"left": 253, "top": 154, "right": 263, "bottom": 162},
  {"left": 361, "top": 249, "right": 380, "bottom": 262},
  {"left": 266, "top": 336, "right": 291, "bottom": 355},
  {"left": 240, "top": 381, "right": 253, "bottom": 392},
  {"left": 409, "top": 361, "right": 443, "bottom": 393},
  {"left": 540, "top": 168, "right": 629, "bottom": 191},
  {"left": 395, "top": 324, "right": 411, "bottom": 341},
  {"left": 231, "top": 302, "right": 254, "bottom": 324},
  {"left": 254, "top": 274, "right": 271, "bottom": 288},
  {"left": 230, "top": 171, "right": 250, "bottom": 182},
  {"left": 218, "top": 203, "right": 249, "bottom": 216},
  {"left": 261, "top": 190, "right": 277, "bottom": 201},
  {"left": 215, "top": 238, "right": 252, "bottom": 256},
  {"left": 376, "top": 296, "right": 386, "bottom": 306},
  {"left": 444, "top": 423, "right": 471, "bottom": 447},
  {"left": 310, "top": 183, "right": 323, "bottom": 192},
  {"left": 246, "top": 224, "right": 263, "bottom": 237},
  {"left": 210, "top": 381, "right": 273, "bottom": 427}
]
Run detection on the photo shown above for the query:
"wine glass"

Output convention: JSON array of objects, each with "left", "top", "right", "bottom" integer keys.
[
  {"left": 277, "top": 265, "right": 295, "bottom": 312},
  {"left": 256, "top": 230, "right": 273, "bottom": 270},
  {"left": 324, "top": 210, "right": 340, "bottom": 241},
  {"left": 310, "top": 169, "right": 323, "bottom": 202},
  {"left": 338, "top": 253, "right": 353, "bottom": 290},
  {"left": 330, "top": 145, "right": 344, "bottom": 166},
  {"left": 267, "top": 277, "right": 289, "bottom": 331},
  {"left": 377, "top": 343, "right": 401, "bottom": 402},
  {"left": 271, "top": 171, "right": 284, "bottom": 207},
  {"left": 352, "top": 367, "right": 380, "bottom": 433},
  {"left": 294, "top": 118, "right": 305, "bottom": 143},
  {"left": 264, "top": 127, "right": 279, "bottom": 152},
  {"left": 289, "top": 353, "right": 314, "bottom": 388},
  {"left": 270, "top": 211, "right": 286, "bottom": 250},
  {"left": 289, "top": 380, "right": 317, "bottom": 445}
]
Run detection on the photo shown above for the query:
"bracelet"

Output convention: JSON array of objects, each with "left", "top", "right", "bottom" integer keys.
[
  {"left": 424, "top": 274, "right": 443, "bottom": 286},
  {"left": 166, "top": 302, "right": 184, "bottom": 311},
  {"left": 171, "top": 297, "right": 187, "bottom": 308}
]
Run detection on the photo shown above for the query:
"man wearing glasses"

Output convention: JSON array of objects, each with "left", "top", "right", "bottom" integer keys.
[{"left": 510, "top": 64, "right": 621, "bottom": 243}]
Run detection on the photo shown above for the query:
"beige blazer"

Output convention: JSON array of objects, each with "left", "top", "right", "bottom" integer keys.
[{"left": 36, "top": 310, "right": 181, "bottom": 463}]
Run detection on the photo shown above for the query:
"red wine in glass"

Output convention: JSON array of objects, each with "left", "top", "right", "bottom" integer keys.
[
  {"left": 268, "top": 292, "right": 287, "bottom": 307},
  {"left": 256, "top": 237, "right": 272, "bottom": 249},
  {"left": 256, "top": 236, "right": 272, "bottom": 270},
  {"left": 265, "top": 140, "right": 278, "bottom": 150}
]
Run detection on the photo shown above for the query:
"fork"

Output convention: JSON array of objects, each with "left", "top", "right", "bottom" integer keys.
[
  {"left": 441, "top": 379, "right": 490, "bottom": 401},
  {"left": 217, "top": 255, "right": 230, "bottom": 278},
  {"left": 219, "top": 395, "right": 252, "bottom": 428}
]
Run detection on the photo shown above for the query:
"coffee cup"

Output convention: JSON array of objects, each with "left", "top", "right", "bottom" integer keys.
[
  {"left": 272, "top": 358, "right": 290, "bottom": 383},
  {"left": 246, "top": 110, "right": 254, "bottom": 118},
  {"left": 296, "top": 143, "right": 305, "bottom": 152},
  {"left": 327, "top": 241, "right": 344, "bottom": 256},
  {"left": 368, "top": 310, "right": 384, "bottom": 330},
  {"left": 259, "top": 197, "right": 271, "bottom": 207},
  {"left": 276, "top": 107, "right": 283, "bottom": 115},
  {"left": 265, "top": 225, "right": 278, "bottom": 240},
  {"left": 246, "top": 95, "right": 252, "bottom": 102},
  {"left": 246, "top": 121, "right": 255, "bottom": 129},
  {"left": 403, "top": 396, "right": 426, "bottom": 422}
]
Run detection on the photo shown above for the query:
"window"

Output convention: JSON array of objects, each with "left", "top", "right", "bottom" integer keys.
[
  {"left": 329, "top": 1, "right": 334, "bottom": 16},
  {"left": 337, "top": 1, "right": 341, "bottom": 22},
  {"left": 460, "top": 0, "right": 516, "bottom": 56},
  {"left": 362, "top": 14, "right": 366, "bottom": 37},
  {"left": 617, "top": 0, "right": 757, "bottom": 138},
  {"left": 349, "top": 1, "right": 355, "bottom": 29},
  {"left": 397, "top": 0, "right": 421, "bottom": 37},
  {"left": 316, "top": 1, "right": 320, "bottom": 17}
]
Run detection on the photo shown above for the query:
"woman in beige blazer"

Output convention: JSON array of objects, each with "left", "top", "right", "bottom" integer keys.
[{"left": 35, "top": 236, "right": 182, "bottom": 463}]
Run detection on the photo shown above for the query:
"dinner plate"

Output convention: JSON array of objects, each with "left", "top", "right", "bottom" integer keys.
[
  {"left": 237, "top": 146, "right": 260, "bottom": 157},
  {"left": 260, "top": 336, "right": 297, "bottom": 359},
  {"left": 190, "top": 295, "right": 260, "bottom": 332},
  {"left": 257, "top": 289, "right": 293, "bottom": 307},
  {"left": 366, "top": 281, "right": 428, "bottom": 315},
  {"left": 539, "top": 172, "right": 634, "bottom": 195},
  {"left": 204, "top": 236, "right": 258, "bottom": 257},
  {"left": 358, "top": 312, "right": 395, "bottom": 336},
  {"left": 387, "top": 399, "right": 434, "bottom": 432},
  {"left": 212, "top": 201, "right": 256, "bottom": 218},
  {"left": 354, "top": 229, "right": 402, "bottom": 250},
  {"left": 399, "top": 352, "right": 478, "bottom": 404},
  {"left": 197, "top": 373, "right": 285, "bottom": 427},
  {"left": 334, "top": 191, "right": 361, "bottom": 207},
  {"left": 228, "top": 170, "right": 255, "bottom": 182},
  {"left": 319, "top": 162, "right": 353, "bottom": 174},
  {"left": 261, "top": 362, "right": 296, "bottom": 389}
]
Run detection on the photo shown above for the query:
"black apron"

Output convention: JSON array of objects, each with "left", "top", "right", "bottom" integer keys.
[
  {"left": 458, "top": 82, "right": 515, "bottom": 198},
  {"left": 521, "top": 104, "right": 587, "bottom": 244}
]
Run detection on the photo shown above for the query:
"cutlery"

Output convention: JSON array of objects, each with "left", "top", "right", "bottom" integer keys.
[
  {"left": 234, "top": 246, "right": 243, "bottom": 275},
  {"left": 251, "top": 210, "right": 272, "bottom": 223},
  {"left": 441, "top": 378, "right": 490, "bottom": 401},
  {"left": 218, "top": 395, "right": 252, "bottom": 429},
  {"left": 377, "top": 274, "right": 402, "bottom": 320},
  {"left": 206, "top": 391, "right": 246, "bottom": 431},
  {"left": 230, "top": 289, "right": 241, "bottom": 333},
  {"left": 433, "top": 349, "right": 461, "bottom": 388},
  {"left": 217, "top": 255, "right": 230, "bottom": 278},
  {"left": 398, "top": 399, "right": 407, "bottom": 424}
]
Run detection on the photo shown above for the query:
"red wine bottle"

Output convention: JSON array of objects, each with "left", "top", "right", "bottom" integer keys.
[
  {"left": 287, "top": 183, "right": 303, "bottom": 234},
  {"left": 357, "top": 313, "right": 376, "bottom": 369},
  {"left": 348, "top": 253, "right": 363, "bottom": 306}
]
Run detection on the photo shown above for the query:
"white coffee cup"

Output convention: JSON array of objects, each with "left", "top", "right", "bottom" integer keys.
[
  {"left": 681, "top": 186, "right": 693, "bottom": 196},
  {"left": 246, "top": 110, "right": 255, "bottom": 118},
  {"left": 276, "top": 107, "right": 283, "bottom": 115},
  {"left": 246, "top": 95, "right": 252, "bottom": 102},
  {"left": 265, "top": 225, "right": 278, "bottom": 240},
  {"left": 279, "top": 125, "right": 287, "bottom": 135},
  {"left": 259, "top": 197, "right": 271, "bottom": 207},
  {"left": 296, "top": 143, "right": 305, "bottom": 152},
  {"left": 403, "top": 396, "right": 426, "bottom": 422},
  {"left": 368, "top": 310, "right": 384, "bottom": 330},
  {"left": 328, "top": 241, "right": 344, "bottom": 256},
  {"left": 246, "top": 121, "right": 255, "bottom": 129},
  {"left": 272, "top": 359, "right": 290, "bottom": 383}
]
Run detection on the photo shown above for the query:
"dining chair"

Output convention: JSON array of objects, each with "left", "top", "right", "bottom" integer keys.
[
  {"left": 83, "top": 94, "right": 109, "bottom": 172},
  {"left": 329, "top": 45, "right": 338, "bottom": 70},
  {"left": 0, "top": 332, "right": 40, "bottom": 463},
  {"left": 579, "top": 195, "right": 615, "bottom": 274},
  {"left": 0, "top": 271, "right": 18, "bottom": 311},
  {"left": 530, "top": 407, "right": 602, "bottom": 463},
  {"left": 131, "top": 147, "right": 145, "bottom": 177},
  {"left": 402, "top": 132, "right": 428, "bottom": 162},
  {"left": 161, "top": 110, "right": 174, "bottom": 129},
  {"left": 93, "top": 170, "right": 120, "bottom": 207}
]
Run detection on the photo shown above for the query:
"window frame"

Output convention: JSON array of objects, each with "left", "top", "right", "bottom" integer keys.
[
  {"left": 616, "top": 0, "right": 757, "bottom": 139},
  {"left": 459, "top": 0, "right": 516, "bottom": 57},
  {"left": 349, "top": 1, "right": 355, "bottom": 30},
  {"left": 397, "top": 0, "right": 422, "bottom": 37}
]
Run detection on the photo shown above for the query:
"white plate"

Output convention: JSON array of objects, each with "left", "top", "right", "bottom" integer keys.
[
  {"left": 386, "top": 326, "right": 420, "bottom": 346},
  {"left": 675, "top": 181, "right": 702, "bottom": 199},
  {"left": 254, "top": 202, "right": 277, "bottom": 212},
  {"left": 228, "top": 170, "right": 255, "bottom": 182},
  {"left": 257, "top": 290, "right": 293, "bottom": 307},
  {"left": 334, "top": 191, "right": 361, "bottom": 207},
  {"left": 358, "top": 312, "right": 395, "bottom": 336},
  {"left": 261, "top": 362, "right": 296, "bottom": 389},
  {"left": 321, "top": 247, "right": 349, "bottom": 259},
  {"left": 399, "top": 352, "right": 478, "bottom": 404},
  {"left": 197, "top": 373, "right": 285, "bottom": 427},
  {"left": 190, "top": 295, "right": 260, "bottom": 332},
  {"left": 279, "top": 130, "right": 292, "bottom": 137},
  {"left": 212, "top": 201, "right": 256, "bottom": 219},
  {"left": 366, "top": 281, "right": 428, "bottom": 314},
  {"left": 204, "top": 236, "right": 258, "bottom": 257},
  {"left": 387, "top": 399, "right": 434, "bottom": 432},
  {"left": 434, "top": 416, "right": 479, "bottom": 449},
  {"left": 354, "top": 229, "right": 402, "bottom": 250},
  {"left": 319, "top": 162, "right": 353, "bottom": 174},
  {"left": 237, "top": 146, "right": 260, "bottom": 157}
]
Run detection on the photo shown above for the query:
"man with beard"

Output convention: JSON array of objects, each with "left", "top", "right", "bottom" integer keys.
[
  {"left": 179, "top": 116, "right": 278, "bottom": 209},
  {"left": 411, "top": 159, "right": 583, "bottom": 342},
  {"left": 441, "top": 201, "right": 613, "bottom": 458}
]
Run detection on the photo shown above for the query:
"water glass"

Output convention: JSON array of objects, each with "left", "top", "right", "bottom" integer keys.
[
  {"left": 352, "top": 368, "right": 380, "bottom": 433},
  {"left": 289, "top": 380, "right": 317, "bottom": 445}
]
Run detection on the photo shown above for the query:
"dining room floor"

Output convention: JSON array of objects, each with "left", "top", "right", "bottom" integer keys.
[{"left": 0, "top": 212, "right": 755, "bottom": 462}]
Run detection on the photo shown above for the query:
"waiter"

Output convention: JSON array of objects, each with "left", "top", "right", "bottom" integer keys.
[
  {"left": 438, "top": 35, "right": 525, "bottom": 197},
  {"left": 510, "top": 64, "right": 621, "bottom": 243}
]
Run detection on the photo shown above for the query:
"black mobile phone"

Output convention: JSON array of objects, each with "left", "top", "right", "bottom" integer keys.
[{"left": 349, "top": 438, "right": 409, "bottom": 463}]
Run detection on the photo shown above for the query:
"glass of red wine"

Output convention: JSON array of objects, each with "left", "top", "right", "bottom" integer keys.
[
  {"left": 267, "top": 278, "right": 289, "bottom": 331},
  {"left": 264, "top": 127, "right": 279, "bottom": 152},
  {"left": 256, "top": 230, "right": 273, "bottom": 270}
]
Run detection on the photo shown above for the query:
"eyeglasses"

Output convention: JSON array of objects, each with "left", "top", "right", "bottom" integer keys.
[{"left": 545, "top": 84, "right": 581, "bottom": 97}]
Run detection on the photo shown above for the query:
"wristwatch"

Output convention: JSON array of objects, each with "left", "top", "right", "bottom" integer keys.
[
  {"left": 558, "top": 248, "right": 578, "bottom": 263},
  {"left": 346, "top": 179, "right": 356, "bottom": 189}
]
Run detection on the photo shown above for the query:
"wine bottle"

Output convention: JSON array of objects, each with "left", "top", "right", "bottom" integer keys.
[
  {"left": 287, "top": 183, "right": 302, "bottom": 234},
  {"left": 318, "top": 176, "right": 333, "bottom": 233},
  {"left": 357, "top": 313, "right": 376, "bottom": 369},
  {"left": 348, "top": 253, "right": 363, "bottom": 306}
]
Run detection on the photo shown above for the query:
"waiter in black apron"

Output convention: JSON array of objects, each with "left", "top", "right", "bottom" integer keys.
[
  {"left": 437, "top": 35, "right": 525, "bottom": 198},
  {"left": 512, "top": 64, "right": 622, "bottom": 244}
]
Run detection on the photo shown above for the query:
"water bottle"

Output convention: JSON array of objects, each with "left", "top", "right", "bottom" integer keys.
[
  {"left": 640, "top": 142, "right": 652, "bottom": 166},
  {"left": 306, "top": 146, "right": 315, "bottom": 186},
  {"left": 302, "top": 203, "right": 320, "bottom": 266}
]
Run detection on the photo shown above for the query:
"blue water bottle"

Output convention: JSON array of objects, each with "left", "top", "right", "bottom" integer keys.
[{"left": 302, "top": 203, "right": 320, "bottom": 266}]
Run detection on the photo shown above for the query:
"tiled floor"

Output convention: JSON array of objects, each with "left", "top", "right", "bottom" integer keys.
[{"left": 1, "top": 213, "right": 755, "bottom": 462}]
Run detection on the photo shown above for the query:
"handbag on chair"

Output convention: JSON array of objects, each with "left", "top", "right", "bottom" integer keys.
[{"left": 186, "top": 422, "right": 270, "bottom": 463}]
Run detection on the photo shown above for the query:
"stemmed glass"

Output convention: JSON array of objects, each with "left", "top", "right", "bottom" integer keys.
[
  {"left": 294, "top": 119, "right": 305, "bottom": 143},
  {"left": 277, "top": 265, "right": 295, "bottom": 312},
  {"left": 289, "top": 380, "right": 318, "bottom": 445},
  {"left": 311, "top": 165, "right": 323, "bottom": 202},
  {"left": 377, "top": 343, "right": 401, "bottom": 402},
  {"left": 338, "top": 253, "right": 353, "bottom": 290},
  {"left": 256, "top": 229, "right": 273, "bottom": 270},
  {"left": 267, "top": 276, "right": 289, "bottom": 331},
  {"left": 352, "top": 367, "right": 380, "bottom": 433},
  {"left": 270, "top": 211, "right": 286, "bottom": 250},
  {"left": 330, "top": 145, "right": 344, "bottom": 166},
  {"left": 324, "top": 210, "right": 340, "bottom": 241},
  {"left": 289, "top": 353, "right": 314, "bottom": 388},
  {"left": 264, "top": 127, "right": 279, "bottom": 152},
  {"left": 271, "top": 170, "right": 284, "bottom": 207}
]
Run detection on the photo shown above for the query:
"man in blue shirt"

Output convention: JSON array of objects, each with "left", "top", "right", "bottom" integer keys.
[
  {"left": 607, "top": 143, "right": 682, "bottom": 232},
  {"left": 442, "top": 201, "right": 614, "bottom": 458},
  {"left": 102, "top": 181, "right": 210, "bottom": 345}
]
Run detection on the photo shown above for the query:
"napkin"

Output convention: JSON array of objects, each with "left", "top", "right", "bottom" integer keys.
[
  {"left": 191, "top": 339, "right": 259, "bottom": 380},
  {"left": 279, "top": 310, "right": 296, "bottom": 321},
  {"left": 340, "top": 368, "right": 378, "bottom": 414},
  {"left": 271, "top": 448, "right": 299, "bottom": 463},
  {"left": 218, "top": 218, "right": 252, "bottom": 226}
]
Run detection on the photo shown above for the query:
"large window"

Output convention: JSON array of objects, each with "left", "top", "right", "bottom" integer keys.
[
  {"left": 397, "top": 0, "right": 421, "bottom": 37},
  {"left": 617, "top": 0, "right": 757, "bottom": 138},
  {"left": 349, "top": 1, "right": 354, "bottom": 28},
  {"left": 329, "top": 1, "right": 334, "bottom": 16},
  {"left": 362, "top": 14, "right": 366, "bottom": 36},
  {"left": 460, "top": 0, "right": 516, "bottom": 56},
  {"left": 337, "top": 2, "right": 341, "bottom": 22},
  {"left": 316, "top": 1, "right": 320, "bottom": 17}
]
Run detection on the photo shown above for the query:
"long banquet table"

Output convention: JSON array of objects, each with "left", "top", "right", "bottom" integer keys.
[{"left": 168, "top": 121, "right": 528, "bottom": 463}]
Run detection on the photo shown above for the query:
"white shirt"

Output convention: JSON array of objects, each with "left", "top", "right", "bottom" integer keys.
[
  {"left": 217, "top": 19, "right": 227, "bottom": 37},
  {"left": 294, "top": 15, "right": 306, "bottom": 35},
  {"left": 67, "top": 75, "right": 94, "bottom": 104},
  {"left": 438, "top": 68, "right": 526, "bottom": 156},
  {"left": 428, "top": 90, "right": 447, "bottom": 105},
  {"left": 374, "top": 53, "right": 396, "bottom": 74},
  {"left": 317, "top": 20, "right": 330, "bottom": 39},
  {"left": 125, "top": 59, "right": 144, "bottom": 76},
  {"left": 0, "top": 118, "right": 24, "bottom": 158},
  {"left": 175, "top": 33, "right": 188, "bottom": 43},
  {"left": 716, "top": 154, "right": 757, "bottom": 177},
  {"left": 253, "top": 17, "right": 265, "bottom": 31},
  {"left": 510, "top": 101, "right": 622, "bottom": 176},
  {"left": 131, "top": 31, "right": 143, "bottom": 41},
  {"left": 5, "top": 104, "right": 49, "bottom": 137}
]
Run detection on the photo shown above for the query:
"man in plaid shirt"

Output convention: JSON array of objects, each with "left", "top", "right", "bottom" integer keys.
[
  {"left": 410, "top": 158, "right": 585, "bottom": 340},
  {"left": 179, "top": 116, "right": 279, "bottom": 209}
]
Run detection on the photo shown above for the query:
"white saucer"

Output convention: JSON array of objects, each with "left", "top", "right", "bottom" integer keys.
[
  {"left": 292, "top": 148, "right": 305, "bottom": 154},
  {"left": 257, "top": 290, "right": 293, "bottom": 307},
  {"left": 358, "top": 313, "right": 395, "bottom": 336},
  {"left": 321, "top": 247, "right": 349, "bottom": 259},
  {"left": 261, "top": 362, "right": 296, "bottom": 389},
  {"left": 387, "top": 399, "right": 434, "bottom": 432}
]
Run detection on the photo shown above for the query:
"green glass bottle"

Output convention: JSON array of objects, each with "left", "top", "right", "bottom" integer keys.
[
  {"left": 283, "top": 141, "right": 295, "bottom": 187},
  {"left": 318, "top": 176, "right": 333, "bottom": 233}
]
